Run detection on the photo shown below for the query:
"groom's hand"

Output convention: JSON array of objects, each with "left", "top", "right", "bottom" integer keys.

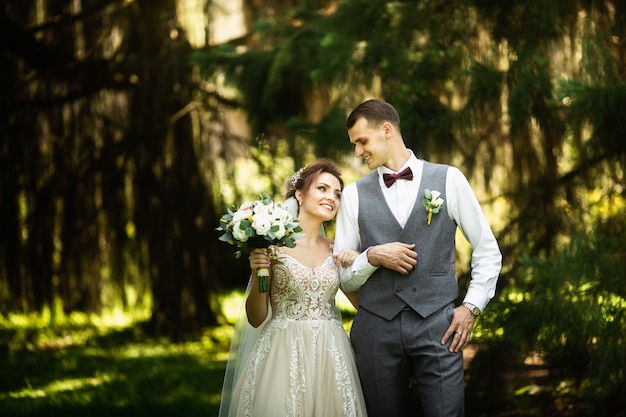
[
  {"left": 367, "top": 242, "right": 417, "bottom": 274},
  {"left": 441, "top": 306, "right": 476, "bottom": 353}
]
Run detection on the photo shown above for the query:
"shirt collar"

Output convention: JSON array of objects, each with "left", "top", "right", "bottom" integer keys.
[{"left": 378, "top": 150, "right": 421, "bottom": 176}]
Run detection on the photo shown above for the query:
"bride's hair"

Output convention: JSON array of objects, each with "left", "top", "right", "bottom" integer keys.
[{"left": 285, "top": 158, "right": 343, "bottom": 199}]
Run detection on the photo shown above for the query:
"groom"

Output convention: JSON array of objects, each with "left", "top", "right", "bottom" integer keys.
[{"left": 334, "top": 99, "right": 502, "bottom": 417}]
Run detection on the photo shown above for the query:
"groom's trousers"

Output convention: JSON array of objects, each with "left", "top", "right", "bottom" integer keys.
[{"left": 350, "top": 302, "right": 465, "bottom": 417}]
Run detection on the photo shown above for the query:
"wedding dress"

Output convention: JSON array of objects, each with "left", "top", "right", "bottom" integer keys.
[{"left": 218, "top": 246, "right": 368, "bottom": 417}]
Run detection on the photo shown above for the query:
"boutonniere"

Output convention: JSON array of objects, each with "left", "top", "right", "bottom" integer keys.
[{"left": 421, "top": 189, "right": 444, "bottom": 225}]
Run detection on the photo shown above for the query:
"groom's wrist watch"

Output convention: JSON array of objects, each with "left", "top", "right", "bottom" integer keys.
[{"left": 462, "top": 302, "right": 481, "bottom": 317}]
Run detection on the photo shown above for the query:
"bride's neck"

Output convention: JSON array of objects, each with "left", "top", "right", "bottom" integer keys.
[
  {"left": 297, "top": 237, "right": 322, "bottom": 248},
  {"left": 295, "top": 216, "right": 323, "bottom": 247}
]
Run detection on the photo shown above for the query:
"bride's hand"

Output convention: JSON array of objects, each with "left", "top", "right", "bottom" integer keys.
[
  {"left": 249, "top": 248, "right": 271, "bottom": 273},
  {"left": 334, "top": 249, "right": 359, "bottom": 268}
]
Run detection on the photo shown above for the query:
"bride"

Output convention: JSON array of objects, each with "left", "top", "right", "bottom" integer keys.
[{"left": 218, "top": 158, "right": 368, "bottom": 417}]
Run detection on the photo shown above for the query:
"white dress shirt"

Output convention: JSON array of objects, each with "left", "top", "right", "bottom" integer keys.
[{"left": 334, "top": 152, "right": 502, "bottom": 312}]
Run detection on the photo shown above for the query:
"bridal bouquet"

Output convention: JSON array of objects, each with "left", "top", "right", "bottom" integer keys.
[{"left": 217, "top": 193, "right": 302, "bottom": 292}]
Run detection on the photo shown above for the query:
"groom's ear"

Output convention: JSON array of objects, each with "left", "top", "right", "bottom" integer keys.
[{"left": 381, "top": 121, "right": 393, "bottom": 137}]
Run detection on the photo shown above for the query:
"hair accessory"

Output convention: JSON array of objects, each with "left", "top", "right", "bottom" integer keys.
[{"left": 287, "top": 167, "right": 304, "bottom": 191}]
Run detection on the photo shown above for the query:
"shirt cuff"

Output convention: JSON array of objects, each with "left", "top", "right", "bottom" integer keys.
[
  {"left": 339, "top": 250, "right": 379, "bottom": 292},
  {"left": 463, "top": 287, "right": 491, "bottom": 312}
]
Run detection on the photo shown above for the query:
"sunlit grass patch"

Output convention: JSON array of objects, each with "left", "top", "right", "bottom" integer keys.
[
  {"left": 9, "top": 374, "right": 114, "bottom": 399},
  {"left": 0, "top": 302, "right": 235, "bottom": 417},
  {"left": 0, "top": 303, "right": 152, "bottom": 353}
]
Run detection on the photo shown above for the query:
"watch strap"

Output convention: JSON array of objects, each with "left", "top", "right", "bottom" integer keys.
[{"left": 462, "top": 302, "right": 481, "bottom": 316}]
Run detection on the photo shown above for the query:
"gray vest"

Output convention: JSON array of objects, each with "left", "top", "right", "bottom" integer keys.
[{"left": 357, "top": 161, "right": 458, "bottom": 320}]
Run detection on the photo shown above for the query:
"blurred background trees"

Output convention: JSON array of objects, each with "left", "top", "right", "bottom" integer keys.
[{"left": 1, "top": 0, "right": 625, "bottom": 414}]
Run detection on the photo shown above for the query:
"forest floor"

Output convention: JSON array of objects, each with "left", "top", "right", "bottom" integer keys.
[
  {"left": 0, "top": 314, "right": 600, "bottom": 417},
  {"left": 462, "top": 344, "right": 591, "bottom": 417}
]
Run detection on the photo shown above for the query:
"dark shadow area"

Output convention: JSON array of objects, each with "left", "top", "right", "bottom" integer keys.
[{"left": 0, "top": 325, "right": 227, "bottom": 417}]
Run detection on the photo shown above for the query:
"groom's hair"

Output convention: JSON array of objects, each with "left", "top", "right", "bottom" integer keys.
[
  {"left": 346, "top": 99, "right": 400, "bottom": 130},
  {"left": 285, "top": 158, "right": 343, "bottom": 200}
]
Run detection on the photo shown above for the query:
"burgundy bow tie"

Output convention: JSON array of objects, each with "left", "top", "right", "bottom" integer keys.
[{"left": 383, "top": 167, "right": 413, "bottom": 188}]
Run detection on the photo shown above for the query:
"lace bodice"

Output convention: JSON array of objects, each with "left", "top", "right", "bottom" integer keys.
[{"left": 269, "top": 250, "right": 339, "bottom": 321}]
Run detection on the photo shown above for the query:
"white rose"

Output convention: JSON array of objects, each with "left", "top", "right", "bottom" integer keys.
[
  {"left": 252, "top": 214, "right": 272, "bottom": 236},
  {"left": 430, "top": 190, "right": 441, "bottom": 201},
  {"left": 272, "top": 222, "right": 286, "bottom": 239},
  {"left": 275, "top": 207, "right": 293, "bottom": 223},
  {"left": 433, "top": 197, "right": 444, "bottom": 207},
  {"left": 232, "top": 221, "right": 249, "bottom": 241},
  {"left": 233, "top": 207, "right": 253, "bottom": 223},
  {"left": 253, "top": 202, "right": 272, "bottom": 216}
]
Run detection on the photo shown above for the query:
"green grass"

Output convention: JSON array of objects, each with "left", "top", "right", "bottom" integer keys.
[
  {"left": 0, "top": 332, "right": 228, "bottom": 417},
  {"left": 0, "top": 301, "right": 238, "bottom": 417}
]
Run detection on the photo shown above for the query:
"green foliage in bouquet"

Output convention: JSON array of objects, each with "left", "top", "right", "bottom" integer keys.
[{"left": 217, "top": 193, "right": 303, "bottom": 258}]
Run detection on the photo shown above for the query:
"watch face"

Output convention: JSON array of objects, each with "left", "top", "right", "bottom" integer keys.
[{"left": 464, "top": 303, "right": 480, "bottom": 316}]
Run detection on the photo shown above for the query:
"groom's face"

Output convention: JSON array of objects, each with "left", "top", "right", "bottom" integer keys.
[{"left": 347, "top": 117, "right": 390, "bottom": 170}]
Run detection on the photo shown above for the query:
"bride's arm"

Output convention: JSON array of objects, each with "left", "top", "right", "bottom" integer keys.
[
  {"left": 335, "top": 249, "right": 360, "bottom": 310},
  {"left": 245, "top": 248, "right": 271, "bottom": 327}
]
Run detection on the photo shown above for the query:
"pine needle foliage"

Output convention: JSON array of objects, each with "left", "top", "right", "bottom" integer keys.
[{"left": 485, "top": 224, "right": 626, "bottom": 415}]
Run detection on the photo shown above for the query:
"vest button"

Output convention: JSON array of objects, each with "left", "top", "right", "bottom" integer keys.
[
  {"left": 411, "top": 287, "right": 417, "bottom": 292},
  {"left": 395, "top": 288, "right": 402, "bottom": 293}
]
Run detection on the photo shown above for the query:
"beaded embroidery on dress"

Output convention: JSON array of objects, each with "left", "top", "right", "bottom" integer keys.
[{"left": 228, "top": 246, "right": 368, "bottom": 417}]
